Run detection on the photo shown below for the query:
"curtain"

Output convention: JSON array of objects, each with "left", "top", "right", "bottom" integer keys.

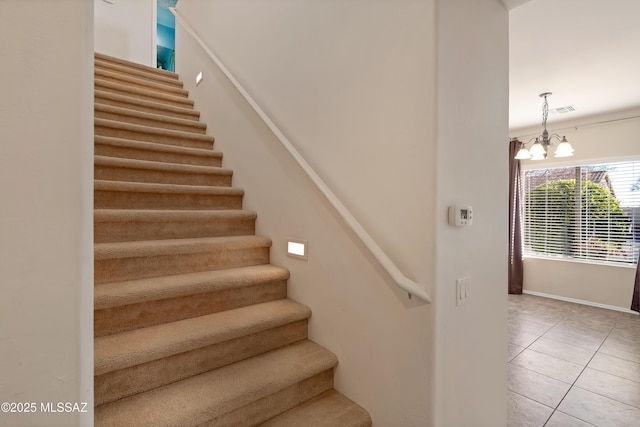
[
  {"left": 509, "top": 140, "right": 524, "bottom": 294},
  {"left": 632, "top": 252, "right": 639, "bottom": 312}
]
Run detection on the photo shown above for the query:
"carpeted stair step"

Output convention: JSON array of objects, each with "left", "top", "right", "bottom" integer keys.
[
  {"left": 94, "top": 156, "right": 232, "bottom": 186},
  {"left": 94, "top": 340, "right": 337, "bottom": 427},
  {"left": 95, "top": 118, "right": 213, "bottom": 150},
  {"left": 259, "top": 389, "right": 372, "bottom": 427},
  {"left": 95, "top": 90, "right": 200, "bottom": 121},
  {"left": 95, "top": 52, "right": 179, "bottom": 82},
  {"left": 95, "top": 135, "right": 222, "bottom": 167},
  {"left": 95, "top": 103, "right": 207, "bottom": 134},
  {"left": 95, "top": 67, "right": 189, "bottom": 98},
  {"left": 92, "top": 52, "right": 372, "bottom": 425},
  {"left": 95, "top": 209, "right": 256, "bottom": 243},
  {"left": 94, "top": 235, "right": 271, "bottom": 284},
  {"left": 95, "top": 299, "right": 308, "bottom": 405},
  {"left": 96, "top": 78, "right": 194, "bottom": 109},
  {"left": 94, "top": 180, "right": 244, "bottom": 210},
  {"left": 94, "top": 265, "right": 288, "bottom": 336},
  {"left": 95, "top": 57, "right": 184, "bottom": 89}
]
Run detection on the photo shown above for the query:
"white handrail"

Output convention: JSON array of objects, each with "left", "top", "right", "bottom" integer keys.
[{"left": 171, "top": 8, "right": 431, "bottom": 303}]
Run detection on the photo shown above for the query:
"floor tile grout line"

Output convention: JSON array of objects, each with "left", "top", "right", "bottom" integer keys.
[
  {"left": 543, "top": 318, "right": 618, "bottom": 425},
  {"left": 584, "top": 363, "right": 640, "bottom": 385},
  {"left": 511, "top": 300, "right": 605, "bottom": 426},
  {"left": 509, "top": 295, "right": 640, "bottom": 427},
  {"left": 508, "top": 389, "right": 555, "bottom": 411}
]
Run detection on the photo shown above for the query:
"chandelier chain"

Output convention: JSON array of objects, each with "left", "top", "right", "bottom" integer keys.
[{"left": 541, "top": 95, "right": 549, "bottom": 130}]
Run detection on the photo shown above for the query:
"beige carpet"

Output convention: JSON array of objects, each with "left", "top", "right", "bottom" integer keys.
[{"left": 93, "top": 52, "right": 371, "bottom": 426}]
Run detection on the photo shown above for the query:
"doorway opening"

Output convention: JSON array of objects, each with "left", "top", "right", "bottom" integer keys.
[{"left": 157, "top": 0, "right": 177, "bottom": 72}]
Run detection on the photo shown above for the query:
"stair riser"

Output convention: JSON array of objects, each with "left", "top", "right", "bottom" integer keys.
[
  {"left": 95, "top": 189, "right": 243, "bottom": 210},
  {"left": 95, "top": 165, "right": 232, "bottom": 187},
  {"left": 95, "top": 125, "right": 213, "bottom": 150},
  {"left": 95, "top": 280, "right": 287, "bottom": 336},
  {"left": 95, "top": 94, "right": 199, "bottom": 121},
  {"left": 95, "top": 320, "right": 307, "bottom": 406},
  {"left": 95, "top": 54, "right": 179, "bottom": 81},
  {"left": 96, "top": 80, "right": 193, "bottom": 109},
  {"left": 95, "top": 109, "right": 206, "bottom": 134},
  {"left": 95, "top": 60, "right": 183, "bottom": 88},
  {"left": 95, "top": 247, "right": 270, "bottom": 284},
  {"left": 95, "top": 70, "right": 188, "bottom": 98},
  {"left": 95, "top": 216, "right": 255, "bottom": 243},
  {"left": 95, "top": 143, "right": 222, "bottom": 167},
  {"left": 204, "top": 370, "right": 334, "bottom": 427}
]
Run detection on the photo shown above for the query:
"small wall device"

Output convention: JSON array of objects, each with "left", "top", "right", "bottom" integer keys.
[{"left": 448, "top": 205, "right": 473, "bottom": 227}]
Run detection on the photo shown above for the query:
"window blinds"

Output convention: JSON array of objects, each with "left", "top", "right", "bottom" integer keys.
[{"left": 522, "top": 161, "right": 640, "bottom": 265}]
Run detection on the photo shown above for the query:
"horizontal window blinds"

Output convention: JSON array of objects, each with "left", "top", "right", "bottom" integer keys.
[{"left": 523, "top": 161, "right": 640, "bottom": 265}]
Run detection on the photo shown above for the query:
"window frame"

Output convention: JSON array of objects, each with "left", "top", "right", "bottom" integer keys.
[{"left": 520, "top": 156, "right": 640, "bottom": 268}]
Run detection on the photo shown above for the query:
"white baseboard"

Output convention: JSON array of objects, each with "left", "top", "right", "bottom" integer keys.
[{"left": 522, "top": 290, "right": 639, "bottom": 315}]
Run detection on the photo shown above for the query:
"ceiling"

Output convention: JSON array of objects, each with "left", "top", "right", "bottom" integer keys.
[{"left": 508, "top": 0, "right": 640, "bottom": 131}]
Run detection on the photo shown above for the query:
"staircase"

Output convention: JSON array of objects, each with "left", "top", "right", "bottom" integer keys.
[{"left": 93, "top": 53, "right": 372, "bottom": 426}]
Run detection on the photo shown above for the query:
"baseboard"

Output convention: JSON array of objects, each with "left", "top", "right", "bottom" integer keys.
[{"left": 522, "top": 290, "right": 639, "bottom": 315}]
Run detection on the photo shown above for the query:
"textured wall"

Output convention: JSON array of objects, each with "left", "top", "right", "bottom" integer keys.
[{"left": 0, "top": 0, "right": 94, "bottom": 425}]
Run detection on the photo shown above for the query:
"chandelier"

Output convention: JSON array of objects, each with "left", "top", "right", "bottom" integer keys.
[{"left": 513, "top": 92, "right": 575, "bottom": 160}]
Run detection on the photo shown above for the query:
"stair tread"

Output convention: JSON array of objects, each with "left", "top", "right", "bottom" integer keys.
[
  {"left": 95, "top": 103, "right": 207, "bottom": 129},
  {"left": 95, "top": 155, "right": 232, "bottom": 175},
  {"left": 94, "top": 179, "right": 243, "bottom": 195},
  {"left": 95, "top": 90, "right": 200, "bottom": 119},
  {"left": 94, "top": 340, "right": 337, "bottom": 426},
  {"left": 96, "top": 78, "right": 194, "bottom": 106},
  {"left": 95, "top": 118, "right": 214, "bottom": 142},
  {"left": 95, "top": 52, "right": 179, "bottom": 80},
  {"left": 94, "top": 263, "right": 286, "bottom": 310},
  {"left": 95, "top": 68, "right": 189, "bottom": 96},
  {"left": 94, "top": 235, "right": 272, "bottom": 260},
  {"left": 259, "top": 389, "right": 372, "bottom": 427},
  {"left": 94, "top": 208, "right": 256, "bottom": 223},
  {"left": 95, "top": 59, "right": 183, "bottom": 88},
  {"left": 95, "top": 298, "right": 309, "bottom": 375},
  {"left": 94, "top": 135, "right": 221, "bottom": 158}
]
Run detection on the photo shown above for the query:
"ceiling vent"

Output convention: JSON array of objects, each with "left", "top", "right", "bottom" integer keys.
[{"left": 551, "top": 105, "right": 576, "bottom": 115}]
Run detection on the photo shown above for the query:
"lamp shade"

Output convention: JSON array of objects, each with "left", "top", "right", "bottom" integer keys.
[
  {"left": 529, "top": 141, "right": 546, "bottom": 156},
  {"left": 554, "top": 140, "right": 575, "bottom": 158},
  {"left": 515, "top": 147, "right": 532, "bottom": 160}
]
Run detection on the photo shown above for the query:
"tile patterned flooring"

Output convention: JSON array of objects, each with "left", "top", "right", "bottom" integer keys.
[{"left": 508, "top": 294, "right": 640, "bottom": 426}]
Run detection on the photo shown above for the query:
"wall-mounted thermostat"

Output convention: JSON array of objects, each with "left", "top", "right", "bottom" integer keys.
[{"left": 448, "top": 205, "right": 473, "bottom": 227}]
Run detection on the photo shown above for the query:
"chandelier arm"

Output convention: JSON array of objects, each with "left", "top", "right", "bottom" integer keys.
[{"left": 547, "top": 133, "right": 566, "bottom": 142}]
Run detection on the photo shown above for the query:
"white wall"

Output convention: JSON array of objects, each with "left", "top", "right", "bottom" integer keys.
[
  {"left": 434, "top": 1, "right": 509, "bottom": 426},
  {"left": 512, "top": 108, "right": 640, "bottom": 309},
  {"left": 0, "top": 1, "right": 94, "bottom": 426},
  {"left": 175, "top": 1, "right": 436, "bottom": 425},
  {"left": 94, "top": 0, "right": 155, "bottom": 66},
  {"left": 175, "top": 0, "right": 508, "bottom": 425}
]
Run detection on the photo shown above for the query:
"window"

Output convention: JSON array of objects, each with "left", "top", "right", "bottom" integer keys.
[{"left": 522, "top": 160, "right": 640, "bottom": 265}]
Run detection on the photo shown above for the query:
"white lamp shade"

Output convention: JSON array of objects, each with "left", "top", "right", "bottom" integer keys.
[
  {"left": 531, "top": 152, "right": 546, "bottom": 161},
  {"left": 515, "top": 147, "right": 532, "bottom": 160},
  {"left": 554, "top": 141, "right": 575, "bottom": 157},
  {"left": 529, "top": 141, "right": 546, "bottom": 156}
]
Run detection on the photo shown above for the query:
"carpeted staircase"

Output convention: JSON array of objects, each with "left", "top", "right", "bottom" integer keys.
[{"left": 93, "top": 52, "right": 372, "bottom": 426}]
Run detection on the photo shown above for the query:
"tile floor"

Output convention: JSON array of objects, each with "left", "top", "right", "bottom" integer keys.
[{"left": 508, "top": 294, "right": 640, "bottom": 427}]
